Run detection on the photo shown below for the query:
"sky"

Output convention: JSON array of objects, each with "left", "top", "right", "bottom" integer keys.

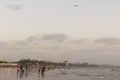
[{"left": 0, "top": 0, "right": 120, "bottom": 65}]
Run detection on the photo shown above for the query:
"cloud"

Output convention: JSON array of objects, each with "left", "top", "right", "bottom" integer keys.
[
  {"left": 94, "top": 38, "right": 120, "bottom": 45},
  {"left": 26, "top": 34, "right": 69, "bottom": 43},
  {"left": 1, "top": 34, "right": 120, "bottom": 65},
  {"left": 13, "top": 41, "right": 29, "bottom": 48},
  {"left": 7, "top": 4, "right": 24, "bottom": 10},
  {"left": 26, "top": 35, "right": 41, "bottom": 42},
  {"left": 42, "top": 34, "right": 68, "bottom": 42},
  {"left": 0, "top": 41, "right": 8, "bottom": 48},
  {"left": 70, "top": 38, "right": 87, "bottom": 45}
]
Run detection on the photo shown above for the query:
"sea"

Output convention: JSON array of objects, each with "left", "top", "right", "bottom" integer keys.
[{"left": 0, "top": 67, "right": 120, "bottom": 80}]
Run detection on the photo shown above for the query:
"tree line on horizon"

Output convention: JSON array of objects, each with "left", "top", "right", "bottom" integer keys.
[{"left": 0, "top": 59, "right": 99, "bottom": 67}]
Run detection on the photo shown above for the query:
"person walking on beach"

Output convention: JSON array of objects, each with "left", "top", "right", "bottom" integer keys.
[
  {"left": 38, "top": 68, "right": 41, "bottom": 76},
  {"left": 41, "top": 66, "right": 45, "bottom": 77},
  {"left": 20, "top": 66, "right": 23, "bottom": 72}
]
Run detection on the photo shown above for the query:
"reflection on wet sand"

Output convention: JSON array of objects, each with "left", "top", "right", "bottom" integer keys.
[
  {"left": 1, "top": 67, "right": 115, "bottom": 80},
  {"left": 0, "top": 68, "right": 47, "bottom": 80}
]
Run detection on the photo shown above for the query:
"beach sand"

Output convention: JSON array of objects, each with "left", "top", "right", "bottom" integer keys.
[{"left": 0, "top": 67, "right": 120, "bottom": 80}]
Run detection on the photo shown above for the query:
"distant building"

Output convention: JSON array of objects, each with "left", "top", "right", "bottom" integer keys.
[
  {"left": 0, "top": 63, "right": 18, "bottom": 67},
  {"left": 63, "top": 61, "right": 69, "bottom": 66}
]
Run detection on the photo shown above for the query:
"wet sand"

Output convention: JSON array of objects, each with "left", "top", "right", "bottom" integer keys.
[
  {"left": 0, "top": 68, "right": 89, "bottom": 80},
  {"left": 0, "top": 67, "right": 120, "bottom": 80}
]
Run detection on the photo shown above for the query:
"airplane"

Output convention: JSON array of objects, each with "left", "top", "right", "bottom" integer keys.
[{"left": 73, "top": 4, "right": 79, "bottom": 7}]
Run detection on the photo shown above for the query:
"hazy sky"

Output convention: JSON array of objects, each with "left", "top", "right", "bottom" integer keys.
[{"left": 0, "top": 0, "right": 120, "bottom": 65}]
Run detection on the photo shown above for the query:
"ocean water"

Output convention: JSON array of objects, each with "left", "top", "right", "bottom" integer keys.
[{"left": 0, "top": 67, "right": 120, "bottom": 80}]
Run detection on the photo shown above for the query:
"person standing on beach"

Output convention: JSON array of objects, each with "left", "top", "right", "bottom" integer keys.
[
  {"left": 38, "top": 68, "right": 41, "bottom": 76},
  {"left": 20, "top": 66, "right": 23, "bottom": 72},
  {"left": 41, "top": 66, "right": 45, "bottom": 77}
]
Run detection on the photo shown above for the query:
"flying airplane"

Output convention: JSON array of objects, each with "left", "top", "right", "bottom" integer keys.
[{"left": 73, "top": 4, "right": 79, "bottom": 7}]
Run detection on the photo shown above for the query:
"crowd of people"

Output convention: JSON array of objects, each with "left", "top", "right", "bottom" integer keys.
[{"left": 17, "top": 65, "right": 46, "bottom": 78}]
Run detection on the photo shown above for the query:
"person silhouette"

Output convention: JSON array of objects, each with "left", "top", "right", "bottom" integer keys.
[
  {"left": 38, "top": 68, "right": 41, "bottom": 76},
  {"left": 41, "top": 66, "right": 45, "bottom": 77}
]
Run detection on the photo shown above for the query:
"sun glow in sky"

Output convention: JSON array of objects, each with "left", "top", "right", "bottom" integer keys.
[{"left": 0, "top": 0, "right": 120, "bottom": 65}]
